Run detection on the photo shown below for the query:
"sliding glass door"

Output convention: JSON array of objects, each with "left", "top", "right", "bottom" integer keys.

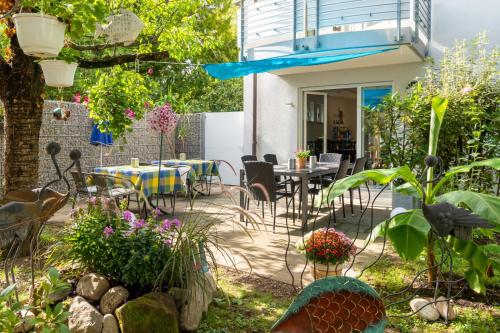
[{"left": 303, "top": 92, "right": 327, "bottom": 157}]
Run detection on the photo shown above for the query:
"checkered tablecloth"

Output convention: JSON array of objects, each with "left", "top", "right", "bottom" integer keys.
[
  {"left": 151, "top": 159, "right": 220, "bottom": 177},
  {"left": 94, "top": 165, "right": 194, "bottom": 197}
]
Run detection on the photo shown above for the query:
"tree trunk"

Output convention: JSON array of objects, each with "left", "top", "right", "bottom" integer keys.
[{"left": 0, "top": 34, "right": 45, "bottom": 256}]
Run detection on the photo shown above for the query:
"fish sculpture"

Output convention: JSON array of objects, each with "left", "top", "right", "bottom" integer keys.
[
  {"left": 95, "top": 9, "right": 144, "bottom": 46},
  {"left": 271, "top": 276, "right": 386, "bottom": 333}
]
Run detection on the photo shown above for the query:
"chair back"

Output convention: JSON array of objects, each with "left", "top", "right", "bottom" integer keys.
[
  {"left": 319, "top": 153, "right": 342, "bottom": 163},
  {"left": 71, "top": 171, "right": 89, "bottom": 194},
  {"left": 241, "top": 155, "right": 257, "bottom": 164},
  {"left": 351, "top": 157, "right": 367, "bottom": 175},
  {"left": 263, "top": 154, "right": 278, "bottom": 165},
  {"left": 244, "top": 161, "right": 276, "bottom": 202},
  {"left": 334, "top": 160, "right": 351, "bottom": 181},
  {"left": 90, "top": 173, "right": 112, "bottom": 196}
]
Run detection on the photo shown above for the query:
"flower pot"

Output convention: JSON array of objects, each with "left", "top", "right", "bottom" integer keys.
[
  {"left": 13, "top": 13, "right": 66, "bottom": 58},
  {"left": 179, "top": 153, "right": 187, "bottom": 160},
  {"left": 40, "top": 60, "right": 78, "bottom": 87},
  {"left": 296, "top": 158, "right": 307, "bottom": 169},
  {"left": 309, "top": 262, "right": 343, "bottom": 280}
]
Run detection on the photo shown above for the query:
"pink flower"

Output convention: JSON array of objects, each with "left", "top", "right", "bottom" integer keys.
[
  {"left": 171, "top": 219, "right": 181, "bottom": 228},
  {"left": 73, "top": 92, "right": 81, "bottom": 104},
  {"left": 144, "top": 101, "right": 151, "bottom": 109},
  {"left": 123, "top": 210, "right": 135, "bottom": 222},
  {"left": 124, "top": 108, "right": 135, "bottom": 119},
  {"left": 147, "top": 68, "right": 154, "bottom": 76},
  {"left": 103, "top": 226, "right": 114, "bottom": 238},
  {"left": 132, "top": 219, "right": 146, "bottom": 229},
  {"left": 88, "top": 196, "right": 98, "bottom": 206},
  {"left": 148, "top": 103, "right": 179, "bottom": 135},
  {"left": 161, "top": 219, "right": 172, "bottom": 230},
  {"left": 164, "top": 238, "right": 172, "bottom": 246},
  {"left": 461, "top": 85, "right": 473, "bottom": 95},
  {"left": 102, "top": 197, "right": 112, "bottom": 210},
  {"left": 83, "top": 96, "right": 89, "bottom": 104},
  {"left": 152, "top": 207, "right": 161, "bottom": 218}
]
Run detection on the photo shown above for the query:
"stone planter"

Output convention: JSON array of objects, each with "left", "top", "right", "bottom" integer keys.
[
  {"left": 309, "top": 262, "right": 343, "bottom": 280},
  {"left": 296, "top": 157, "right": 307, "bottom": 169},
  {"left": 40, "top": 60, "right": 78, "bottom": 88},
  {"left": 12, "top": 13, "right": 66, "bottom": 58}
]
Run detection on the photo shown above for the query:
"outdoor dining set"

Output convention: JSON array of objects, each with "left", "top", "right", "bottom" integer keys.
[
  {"left": 70, "top": 158, "right": 221, "bottom": 216},
  {"left": 239, "top": 153, "right": 367, "bottom": 231}
]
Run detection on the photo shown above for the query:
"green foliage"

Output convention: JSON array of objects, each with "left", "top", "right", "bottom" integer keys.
[
  {"left": 364, "top": 34, "right": 499, "bottom": 192},
  {"left": 386, "top": 210, "right": 430, "bottom": 260},
  {"left": 0, "top": 284, "right": 22, "bottom": 333},
  {"left": 19, "top": 0, "right": 108, "bottom": 40},
  {"left": 87, "top": 66, "right": 154, "bottom": 139}
]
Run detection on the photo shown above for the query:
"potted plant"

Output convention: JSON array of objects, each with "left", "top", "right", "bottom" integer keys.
[
  {"left": 295, "top": 149, "right": 310, "bottom": 169},
  {"left": 296, "top": 228, "right": 357, "bottom": 279},
  {"left": 40, "top": 60, "right": 78, "bottom": 87}
]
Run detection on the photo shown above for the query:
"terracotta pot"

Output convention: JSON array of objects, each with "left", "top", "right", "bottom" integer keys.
[
  {"left": 309, "top": 262, "right": 343, "bottom": 280},
  {"left": 296, "top": 157, "right": 307, "bottom": 169}
]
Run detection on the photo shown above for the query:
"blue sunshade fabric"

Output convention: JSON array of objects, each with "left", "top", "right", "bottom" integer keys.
[
  {"left": 203, "top": 47, "right": 398, "bottom": 80},
  {"left": 90, "top": 123, "right": 113, "bottom": 146}
]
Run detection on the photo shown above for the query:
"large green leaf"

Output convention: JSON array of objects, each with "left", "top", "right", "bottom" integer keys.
[
  {"left": 394, "top": 182, "right": 422, "bottom": 199},
  {"left": 432, "top": 158, "right": 500, "bottom": 196},
  {"left": 386, "top": 209, "right": 430, "bottom": 260},
  {"left": 437, "top": 191, "right": 500, "bottom": 228},
  {"left": 428, "top": 97, "right": 448, "bottom": 156},
  {"left": 364, "top": 220, "right": 389, "bottom": 246},
  {"left": 318, "top": 166, "right": 422, "bottom": 206}
]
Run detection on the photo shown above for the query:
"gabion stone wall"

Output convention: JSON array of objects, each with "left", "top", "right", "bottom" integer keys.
[
  {"left": 0, "top": 101, "right": 203, "bottom": 194},
  {"left": 175, "top": 113, "right": 205, "bottom": 159}
]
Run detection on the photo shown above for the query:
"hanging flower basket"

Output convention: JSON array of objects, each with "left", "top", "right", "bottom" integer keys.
[
  {"left": 40, "top": 60, "right": 78, "bottom": 87},
  {"left": 12, "top": 13, "right": 66, "bottom": 58}
]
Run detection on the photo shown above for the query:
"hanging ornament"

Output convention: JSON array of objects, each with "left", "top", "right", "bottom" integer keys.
[{"left": 94, "top": 9, "right": 144, "bottom": 46}]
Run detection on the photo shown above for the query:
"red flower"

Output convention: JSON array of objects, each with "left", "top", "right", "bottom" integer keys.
[{"left": 304, "top": 228, "right": 356, "bottom": 265}]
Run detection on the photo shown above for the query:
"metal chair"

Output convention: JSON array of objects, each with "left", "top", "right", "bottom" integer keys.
[
  {"left": 263, "top": 154, "right": 278, "bottom": 165},
  {"left": 70, "top": 171, "right": 97, "bottom": 208},
  {"left": 241, "top": 155, "right": 258, "bottom": 164},
  {"left": 348, "top": 157, "right": 367, "bottom": 215},
  {"left": 319, "top": 153, "right": 342, "bottom": 163},
  {"left": 243, "top": 161, "right": 296, "bottom": 232},
  {"left": 90, "top": 173, "right": 141, "bottom": 212}
]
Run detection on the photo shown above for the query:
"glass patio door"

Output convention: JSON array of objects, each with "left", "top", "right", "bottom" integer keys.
[
  {"left": 303, "top": 92, "right": 328, "bottom": 158},
  {"left": 361, "top": 86, "right": 392, "bottom": 168}
]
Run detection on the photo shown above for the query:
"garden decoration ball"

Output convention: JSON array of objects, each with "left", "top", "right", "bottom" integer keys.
[
  {"left": 271, "top": 276, "right": 386, "bottom": 333},
  {"left": 52, "top": 107, "right": 71, "bottom": 121},
  {"left": 95, "top": 9, "right": 144, "bottom": 46}
]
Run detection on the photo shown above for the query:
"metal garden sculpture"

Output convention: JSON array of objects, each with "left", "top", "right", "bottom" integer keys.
[
  {"left": 276, "top": 97, "right": 499, "bottom": 331},
  {"left": 0, "top": 142, "right": 81, "bottom": 299}
]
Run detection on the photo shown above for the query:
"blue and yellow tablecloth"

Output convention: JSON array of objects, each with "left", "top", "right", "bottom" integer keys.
[
  {"left": 151, "top": 159, "right": 220, "bottom": 177},
  {"left": 94, "top": 165, "right": 194, "bottom": 198}
]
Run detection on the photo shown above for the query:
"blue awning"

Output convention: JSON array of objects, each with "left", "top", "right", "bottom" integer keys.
[{"left": 203, "top": 47, "right": 398, "bottom": 80}]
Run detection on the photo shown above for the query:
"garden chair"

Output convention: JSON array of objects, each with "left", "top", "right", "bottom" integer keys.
[
  {"left": 319, "top": 153, "right": 342, "bottom": 163},
  {"left": 70, "top": 171, "right": 97, "bottom": 208},
  {"left": 348, "top": 157, "right": 367, "bottom": 215},
  {"left": 328, "top": 159, "right": 351, "bottom": 224},
  {"left": 241, "top": 155, "right": 257, "bottom": 164},
  {"left": 243, "top": 161, "right": 296, "bottom": 232},
  {"left": 90, "top": 173, "right": 141, "bottom": 212}
]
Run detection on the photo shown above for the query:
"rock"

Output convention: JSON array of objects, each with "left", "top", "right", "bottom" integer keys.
[
  {"left": 410, "top": 298, "right": 440, "bottom": 321},
  {"left": 14, "top": 310, "right": 35, "bottom": 333},
  {"left": 68, "top": 296, "right": 104, "bottom": 333},
  {"left": 434, "top": 296, "right": 456, "bottom": 320},
  {"left": 76, "top": 273, "right": 110, "bottom": 301},
  {"left": 100, "top": 286, "right": 129, "bottom": 315},
  {"left": 115, "top": 292, "right": 179, "bottom": 333},
  {"left": 102, "top": 314, "right": 119, "bottom": 333},
  {"left": 47, "top": 285, "right": 72, "bottom": 304},
  {"left": 177, "top": 272, "right": 217, "bottom": 331}
]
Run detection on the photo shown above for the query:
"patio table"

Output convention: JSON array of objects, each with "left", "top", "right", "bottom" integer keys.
[
  {"left": 94, "top": 164, "right": 194, "bottom": 198},
  {"left": 239, "top": 162, "right": 340, "bottom": 229},
  {"left": 151, "top": 159, "right": 220, "bottom": 177}
]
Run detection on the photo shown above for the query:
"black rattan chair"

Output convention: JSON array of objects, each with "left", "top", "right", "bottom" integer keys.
[
  {"left": 241, "top": 155, "right": 258, "bottom": 164},
  {"left": 319, "top": 153, "right": 342, "bottom": 163},
  {"left": 348, "top": 157, "right": 367, "bottom": 215},
  {"left": 328, "top": 159, "right": 351, "bottom": 224},
  {"left": 243, "top": 161, "right": 296, "bottom": 232}
]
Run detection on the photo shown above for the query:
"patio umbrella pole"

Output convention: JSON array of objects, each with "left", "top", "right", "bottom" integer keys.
[{"left": 157, "top": 133, "right": 163, "bottom": 207}]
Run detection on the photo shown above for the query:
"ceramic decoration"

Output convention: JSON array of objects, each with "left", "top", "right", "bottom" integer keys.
[{"left": 95, "top": 9, "right": 144, "bottom": 45}]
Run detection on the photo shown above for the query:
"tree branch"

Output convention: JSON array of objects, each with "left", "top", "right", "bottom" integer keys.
[{"left": 78, "top": 51, "right": 170, "bottom": 69}]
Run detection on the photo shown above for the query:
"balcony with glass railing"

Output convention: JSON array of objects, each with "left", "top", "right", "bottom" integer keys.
[{"left": 237, "top": 0, "right": 431, "bottom": 62}]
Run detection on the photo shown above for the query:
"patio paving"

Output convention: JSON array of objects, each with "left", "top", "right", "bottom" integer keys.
[{"left": 49, "top": 185, "right": 393, "bottom": 287}]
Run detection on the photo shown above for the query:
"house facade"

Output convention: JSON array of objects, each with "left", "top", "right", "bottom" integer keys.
[{"left": 237, "top": 0, "right": 499, "bottom": 165}]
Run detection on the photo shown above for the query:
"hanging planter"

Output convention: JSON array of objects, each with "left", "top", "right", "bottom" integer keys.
[
  {"left": 40, "top": 60, "right": 78, "bottom": 88},
  {"left": 12, "top": 13, "right": 66, "bottom": 58}
]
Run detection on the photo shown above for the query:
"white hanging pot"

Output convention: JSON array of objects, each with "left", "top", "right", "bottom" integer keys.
[
  {"left": 13, "top": 13, "right": 66, "bottom": 58},
  {"left": 40, "top": 60, "right": 78, "bottom": 87}
]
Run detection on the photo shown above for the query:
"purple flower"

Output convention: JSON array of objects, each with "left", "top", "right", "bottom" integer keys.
[
  {"left": 103, "top": 226, "right": 114, "bottom": 238},
  {"left": 124, "top": 108, "right": 135, "bottom": 119},
  {"left": 102, "top": 197, "right": 112, "bottom": 210},
  {"left": 147, "top": 67, "right": 154, "bottom": 76},
  {"left": 164, "top": 238, "right": 172, "bottom": 247},
  {"left": 152, "top": 207, "right": 161, "bottom": 218},
  {"left": 123, "top": 210, "right": 135, "bottom": 223},
  {"left": 148, "top": 103, "right": 179, "bottom": 135},
  {"left": 171, "top": 219, "right": 181, "bottom": 228},
  {"left": 132, "top": 219, "right": 146, "bottom": 229}
]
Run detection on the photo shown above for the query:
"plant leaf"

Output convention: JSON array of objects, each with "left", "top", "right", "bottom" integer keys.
[
  {"left": 437, "top": 191, "right": 500, "bottom": 227},
  {"left": 386, "top": 209, "right": 430, "bottom": 260},
  {"left": 394, "top": 182, "right": 422, "bottom": 199},
  {"left": 364, "top": 220, "right": 388, "bottom": 246},
  {"left": 464, "top": 269, "right": 486, "bottom": 294}
]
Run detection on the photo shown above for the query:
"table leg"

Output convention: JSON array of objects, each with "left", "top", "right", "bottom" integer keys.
[{"left": 301, "top": 176, "right": 309, "bottom": 230}]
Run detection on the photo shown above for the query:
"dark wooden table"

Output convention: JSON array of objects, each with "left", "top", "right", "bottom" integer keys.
[{"left": 239, "top": 162, "right": 340, "bottom": 228}]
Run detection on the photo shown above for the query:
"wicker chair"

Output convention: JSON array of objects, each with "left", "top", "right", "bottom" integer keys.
[
  {"left": 70, "top": 171, "right": 97, "bottom": 208},
  {"left": 319, "top": 153, "right": 342, "bottom": 163},
  {"left": 243, "top": 161, "right": 296, "bottom": 232},
  {"left": 241, "top": 155, "right": 258, "bottom": 164},
  {"left": 328, "top": 160, "right": 351, "bottom": 224},
  {"left": 348, "top": 157, "right": 367, "bottom": 215},
  {"left": 90, "top": 173, "right": 141, "bottom": 212}
]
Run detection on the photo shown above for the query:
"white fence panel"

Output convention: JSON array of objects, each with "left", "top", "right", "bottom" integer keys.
[{"left": 204, "top": 112, "right": 244, "bottom": 185}]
